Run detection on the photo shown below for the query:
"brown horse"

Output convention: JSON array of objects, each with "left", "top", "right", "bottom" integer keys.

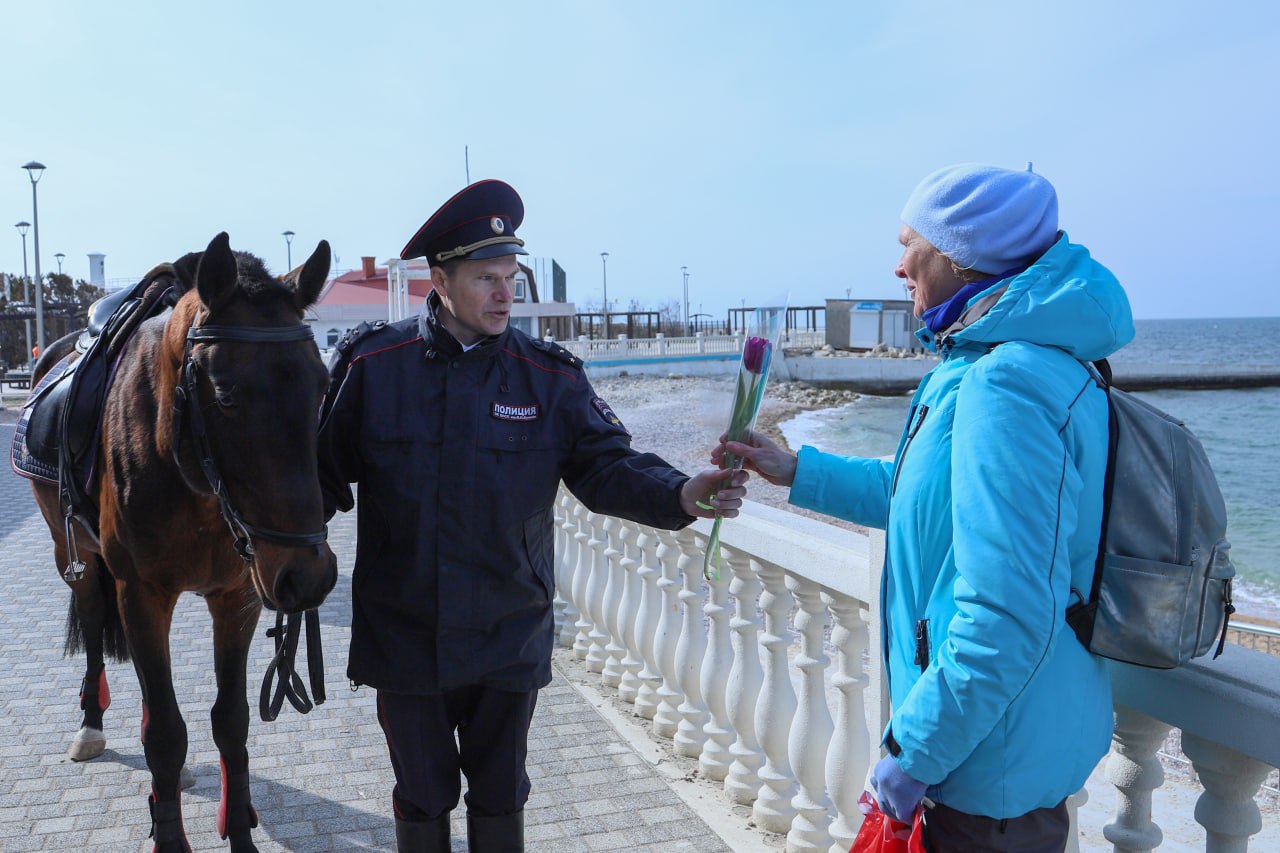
[{"left": 28, "top": 232, "right": 338, "bottom": 853}]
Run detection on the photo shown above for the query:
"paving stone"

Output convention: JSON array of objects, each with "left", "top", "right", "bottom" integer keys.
[{"left": 0, "top": 420, "right": 733, "bottom": 852}]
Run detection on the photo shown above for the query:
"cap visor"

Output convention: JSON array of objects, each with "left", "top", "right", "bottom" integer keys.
[{"left": 464, "top": 242, "right": 529, "bottom": 261}]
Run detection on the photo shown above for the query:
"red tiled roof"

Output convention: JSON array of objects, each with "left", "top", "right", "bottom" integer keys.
[{"left": 316, "top": 268, "right": 435, "bottom": 306}]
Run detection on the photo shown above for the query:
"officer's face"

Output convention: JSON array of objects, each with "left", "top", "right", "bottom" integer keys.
[{"left": 432, "top": 255, "right": 519, "bottom": 345}]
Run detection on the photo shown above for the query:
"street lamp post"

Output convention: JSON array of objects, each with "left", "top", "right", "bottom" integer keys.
[
  {"left": 22, "top": 161, "right": 46, "bottom": 354},
  {"left": 55, "top": 252, "right": 65, "bottom": 275},
  {"left": 283, "top": 230, "right": 295, "bottom": 270},
  {"left": 14, "top": 221, "right": 31, "bottom": 365},
  {"left": 681, "top": 266, "right": 689, "bottom": 336},
  {"left": 600, "top": 251, "right": 609, "bottom": 339}
]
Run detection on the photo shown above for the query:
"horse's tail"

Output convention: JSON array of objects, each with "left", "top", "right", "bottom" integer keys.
[{"left": 63, "top": 561, "right": 130, "bottom": 663}]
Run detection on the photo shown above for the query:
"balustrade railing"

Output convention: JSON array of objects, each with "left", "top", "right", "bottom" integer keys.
[
  {"left": 556, "top": 330, "right": 827, "bottom": 362},
  {"left": 553, "top": 491, "right": 1280, "bottom": 851}
]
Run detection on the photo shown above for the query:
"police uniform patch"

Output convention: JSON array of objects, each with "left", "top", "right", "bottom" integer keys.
[
  {"left": 591, "top": 397, "right": 627, "bottom": 432},
  {"left": 492, "top": 401, "right": 540, "bottom": 421}
]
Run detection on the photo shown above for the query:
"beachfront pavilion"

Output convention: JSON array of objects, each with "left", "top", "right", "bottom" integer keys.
[{"left": 0, "top": 396, "right": 1277, "bottom": 850}]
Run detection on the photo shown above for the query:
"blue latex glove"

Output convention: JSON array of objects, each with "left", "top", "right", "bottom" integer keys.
[{"left": 870, "top": 753, "right": 926, "bottom": 823}]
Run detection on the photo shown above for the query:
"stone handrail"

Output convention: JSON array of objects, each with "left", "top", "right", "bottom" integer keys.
[
  {"left": 555, "top": 330, "right": 828, "bottom": 363},
  {"left": 553, "top": 491, "right": 1280, "bottom": 851}
]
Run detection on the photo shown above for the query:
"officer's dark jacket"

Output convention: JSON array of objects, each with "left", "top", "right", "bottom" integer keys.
[{"left": 318, "top": 295, "right": 694, "bottom": 694}]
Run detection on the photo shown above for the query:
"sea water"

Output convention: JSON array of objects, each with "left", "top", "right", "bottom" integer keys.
[{"left": 778, "top": 318, "right": 1280, "bottom": 622}]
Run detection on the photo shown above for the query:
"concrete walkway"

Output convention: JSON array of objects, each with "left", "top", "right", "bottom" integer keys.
[
  {"left": 0, "top": 418, "right": 733, "bottom": 852},
  {"left": 3, "top": 409, "right": 1275, "bottom": 852}
]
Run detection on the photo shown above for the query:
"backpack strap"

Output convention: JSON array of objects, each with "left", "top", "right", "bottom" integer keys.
[{"left": 1065, "top": 357, "right": 1119, "bottom": 650}]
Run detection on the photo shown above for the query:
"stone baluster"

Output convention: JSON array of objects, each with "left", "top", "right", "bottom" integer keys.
[
  {"left": 673, "top": 527, "right": 710, "bottom": 758},
  {"left": 1181, "top": 733, "right": 1274, "bottom": 853},
  {"left": 600, "top": 516, "right": 627, "bottom": 688},
  {"left": 1065, "top": 788, "right": 1089, "bottom": 853},
  {"left": 554, "top": 492, "right": 580, "bottom": 647},
  {"left": 723, "top": 549, "right": 765, "bottom": 805},
  {"left": 698, "top": 539, "right": 736, "bottom": 781},
  {"left": 786, "top": 576, "right": 835, "bottom": 852},
  {"left": 570, "top": 503, "right": 595, "bottom": 658},
  {"left": 1103, "top": 706, "right": 1171, "bottom": 852},
  {"left": 632, "top": 527, "right": 664, "bottom": 720},
  {"left": 823, "top": 592, "right": 870, "bottom": 853},
  {"left": 583, "top": 512, "right": 611, "bottom": 673},
  {"left": 652, "top": 529, "right": 686, "bottom": 739},
  {"left": 616, "top": 524, "right": 645, "bottom": 703},
  {"left": 753, "top": 558, "right": 799, "bottom": 833}
]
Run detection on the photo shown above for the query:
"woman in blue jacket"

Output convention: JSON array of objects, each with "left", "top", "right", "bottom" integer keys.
[{"left": 718, "top": 163, "right": 1134, "bottom": 852}]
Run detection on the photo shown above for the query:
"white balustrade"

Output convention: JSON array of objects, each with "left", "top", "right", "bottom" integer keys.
[
  {"left": 616, "top": 524, "right": 644, "bottom": 703},
  {"left": 786, "top": 576, "right": 836, "bottom": 852},
  {"left": 570, "top": 502, "right": 594, "bottom": 658},
  {"left": 1105, "top": 707, "right": 1171, "bottom": 852},
  {"left": 632, "top": 527, "right": 664, "bottom": 719},
  {"left": 698, "top": 545, "right": 736, "bottom": 781},
  {"left": 673, "top": 527, "right": 711, "bottom": 758},
  {"left": 753, "top": 556, "right": 800, "bottom": 833},
  {"left": 554, "top": 493, "right": 578, "bottom": 646},
  {"left": 599, "top": 516, "right": 627, "bottom": 687},
  {"left": 551, "top": 489, "right": 1280, "bottom": 852},
  {"left": 824, "top": 592, "right": 870, "bottom": 853},
  {"left": 652, "top": 528, "right": 686, "bottom": 739},
  {"left": 723, "top": 548, "right": 765, "bottom": 804},
  {"left": 583, "top": 512, "right": 610, "bottom": 672}
]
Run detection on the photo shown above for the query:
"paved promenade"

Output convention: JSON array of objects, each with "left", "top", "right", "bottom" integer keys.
[{"left": 0, "top": 418, "right": 736, "bottom": 852}]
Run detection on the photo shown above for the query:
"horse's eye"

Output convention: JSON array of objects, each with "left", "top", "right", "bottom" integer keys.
[{"left": 215, "top": 386, "right": 237, "bottom": 408}]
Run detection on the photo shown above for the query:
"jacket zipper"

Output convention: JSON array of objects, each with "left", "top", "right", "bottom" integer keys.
[
  {"left": 890, "top": 404, "right": 930, "bottom": 497},
  {"left": 914, "top": 619, "right": 931, "bottom": 672}
]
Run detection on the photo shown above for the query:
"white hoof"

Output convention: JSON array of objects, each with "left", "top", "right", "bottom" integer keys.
[
  {"left": 180, "top": 765, "right": 195, "bottom": 789},
  {"left": 67, "top": 727, "right": 107, "bottom": 761}
]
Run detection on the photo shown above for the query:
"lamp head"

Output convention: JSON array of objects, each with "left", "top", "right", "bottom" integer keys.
[
  {"left": 15, "top": 221, "right": 30, "bottom": 236},
  {"left": 21, "top": 161, "right": 46, "bottom": 183}
]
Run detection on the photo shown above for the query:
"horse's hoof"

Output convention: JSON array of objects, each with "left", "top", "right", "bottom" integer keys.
[
  {"left": 67, "top": 727, "right": 106, "bottom": 761},
  {"left": 180, "top": 765, "right": 195, "bottom": 789}
]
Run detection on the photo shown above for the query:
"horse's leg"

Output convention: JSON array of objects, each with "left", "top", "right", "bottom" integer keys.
[
  {"left": 205, "top": 585, "right": 262, "bottom": 853},
  {"left": 65, "top": 553, "right": 126, "bottom": 761},
  {"left": 119, "top": 581, "right": 192, "bottom": 853}
]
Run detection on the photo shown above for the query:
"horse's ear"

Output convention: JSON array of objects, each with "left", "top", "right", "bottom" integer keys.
[
  {"left": 294, "top": 240, "right": 331, "bottom": 311},
  {"left": 195, "top": 232, "right": 238, "bottom": 313}
]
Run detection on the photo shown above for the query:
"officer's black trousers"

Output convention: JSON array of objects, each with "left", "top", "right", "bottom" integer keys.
[
  {"left": 923, "top": 798, "right": 1069, "bottom": 853},
  {"left": 377, "top": 685, "right": 538, "bottom": 821}
]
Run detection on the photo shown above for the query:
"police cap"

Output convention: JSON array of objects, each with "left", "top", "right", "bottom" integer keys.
[{"left": 400, "top": 179, "right": 529, "bottom": 265}]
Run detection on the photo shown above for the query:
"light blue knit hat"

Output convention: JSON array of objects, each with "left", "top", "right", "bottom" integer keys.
[{"left": 900, "top": 163, "right": 1059, "bottom": 274}]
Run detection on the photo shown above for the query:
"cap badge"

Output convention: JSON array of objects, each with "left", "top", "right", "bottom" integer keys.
[{"left": 490, "top": 217, "right": 505, "bottom": 234}]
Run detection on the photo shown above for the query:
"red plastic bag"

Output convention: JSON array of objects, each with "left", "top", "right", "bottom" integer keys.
[{"left": 849, "top": 791, "right": 926, "bottom": 853}]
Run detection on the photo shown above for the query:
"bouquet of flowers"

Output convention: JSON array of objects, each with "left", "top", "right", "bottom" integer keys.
[{"left": 701, "top": 303, "right": 787, "bottom": 580}]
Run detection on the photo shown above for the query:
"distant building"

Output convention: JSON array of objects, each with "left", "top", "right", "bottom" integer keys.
[
  {"left": 825, "top": 298, "right": 924, "bottom": 351},
  {"left": 307, "top": 256, "right": 576, "bottom": 349}
]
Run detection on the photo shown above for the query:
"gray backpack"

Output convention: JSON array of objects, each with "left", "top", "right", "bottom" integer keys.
[{"left": 1065, "top": 359, "right": 1236, "bottom": 669}]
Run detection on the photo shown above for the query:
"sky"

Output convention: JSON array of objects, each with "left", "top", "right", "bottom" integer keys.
[{"left": 2, "top": 0, "right": 1277, "bottom": 321}]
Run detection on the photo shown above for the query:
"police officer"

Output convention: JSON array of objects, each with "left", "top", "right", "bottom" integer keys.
[{"left": 317, "top": 179, "right": 747, "bottom": 852}]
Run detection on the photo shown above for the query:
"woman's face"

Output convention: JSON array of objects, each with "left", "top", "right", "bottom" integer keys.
[{"left": 895, "top": 225, "right": 967, "bottom": 318}]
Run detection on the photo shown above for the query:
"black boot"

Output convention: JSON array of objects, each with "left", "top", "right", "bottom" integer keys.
[
  {"left": 466, "top": 810, "right": 524, "bottom": 852},
  {"left": 396, "top": 814, "right": 451, "bottom": 852}
]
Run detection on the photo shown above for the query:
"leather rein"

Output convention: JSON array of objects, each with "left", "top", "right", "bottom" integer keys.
[{"left": 171, "top": 321, "right": 327, "bottom": 721}]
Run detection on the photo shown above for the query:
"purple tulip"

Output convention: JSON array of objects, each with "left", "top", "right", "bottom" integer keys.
[{"left": 743, "top": 336, "right": 771, "bottom": 374}]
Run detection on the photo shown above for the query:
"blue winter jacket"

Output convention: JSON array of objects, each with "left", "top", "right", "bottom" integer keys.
[{"left": 790, "top": 233, "right": 1134, "bottom": 818}]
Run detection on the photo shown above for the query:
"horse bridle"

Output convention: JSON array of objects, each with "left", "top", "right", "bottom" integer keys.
[
  {"left": 173, "top": 321, "right": 329, "bottom": 721},
  {"left": 172, "top": 323, "right": 329, "bottom": 569}
]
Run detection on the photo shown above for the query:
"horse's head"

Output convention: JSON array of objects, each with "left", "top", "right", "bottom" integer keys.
[{"left": 166, "top": 232, "right": 337, "bottom": 613}]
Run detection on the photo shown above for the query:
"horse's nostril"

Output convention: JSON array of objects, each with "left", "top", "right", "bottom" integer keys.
[{"left": 273, "top": 556, "right": 336, "bottom": 613}]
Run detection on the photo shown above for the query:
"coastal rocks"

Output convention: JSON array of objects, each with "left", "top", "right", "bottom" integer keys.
[{"left": 793, "top": 343, "right": 930, "bottom": 359}]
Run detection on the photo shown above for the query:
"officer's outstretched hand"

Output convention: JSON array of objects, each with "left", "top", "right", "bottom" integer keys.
[
  {"left": 711, "top": 430, "right": 798, "bottom": 488},
  {"left": 681, "top": 467, "right": 750, "bottom": 519}
]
